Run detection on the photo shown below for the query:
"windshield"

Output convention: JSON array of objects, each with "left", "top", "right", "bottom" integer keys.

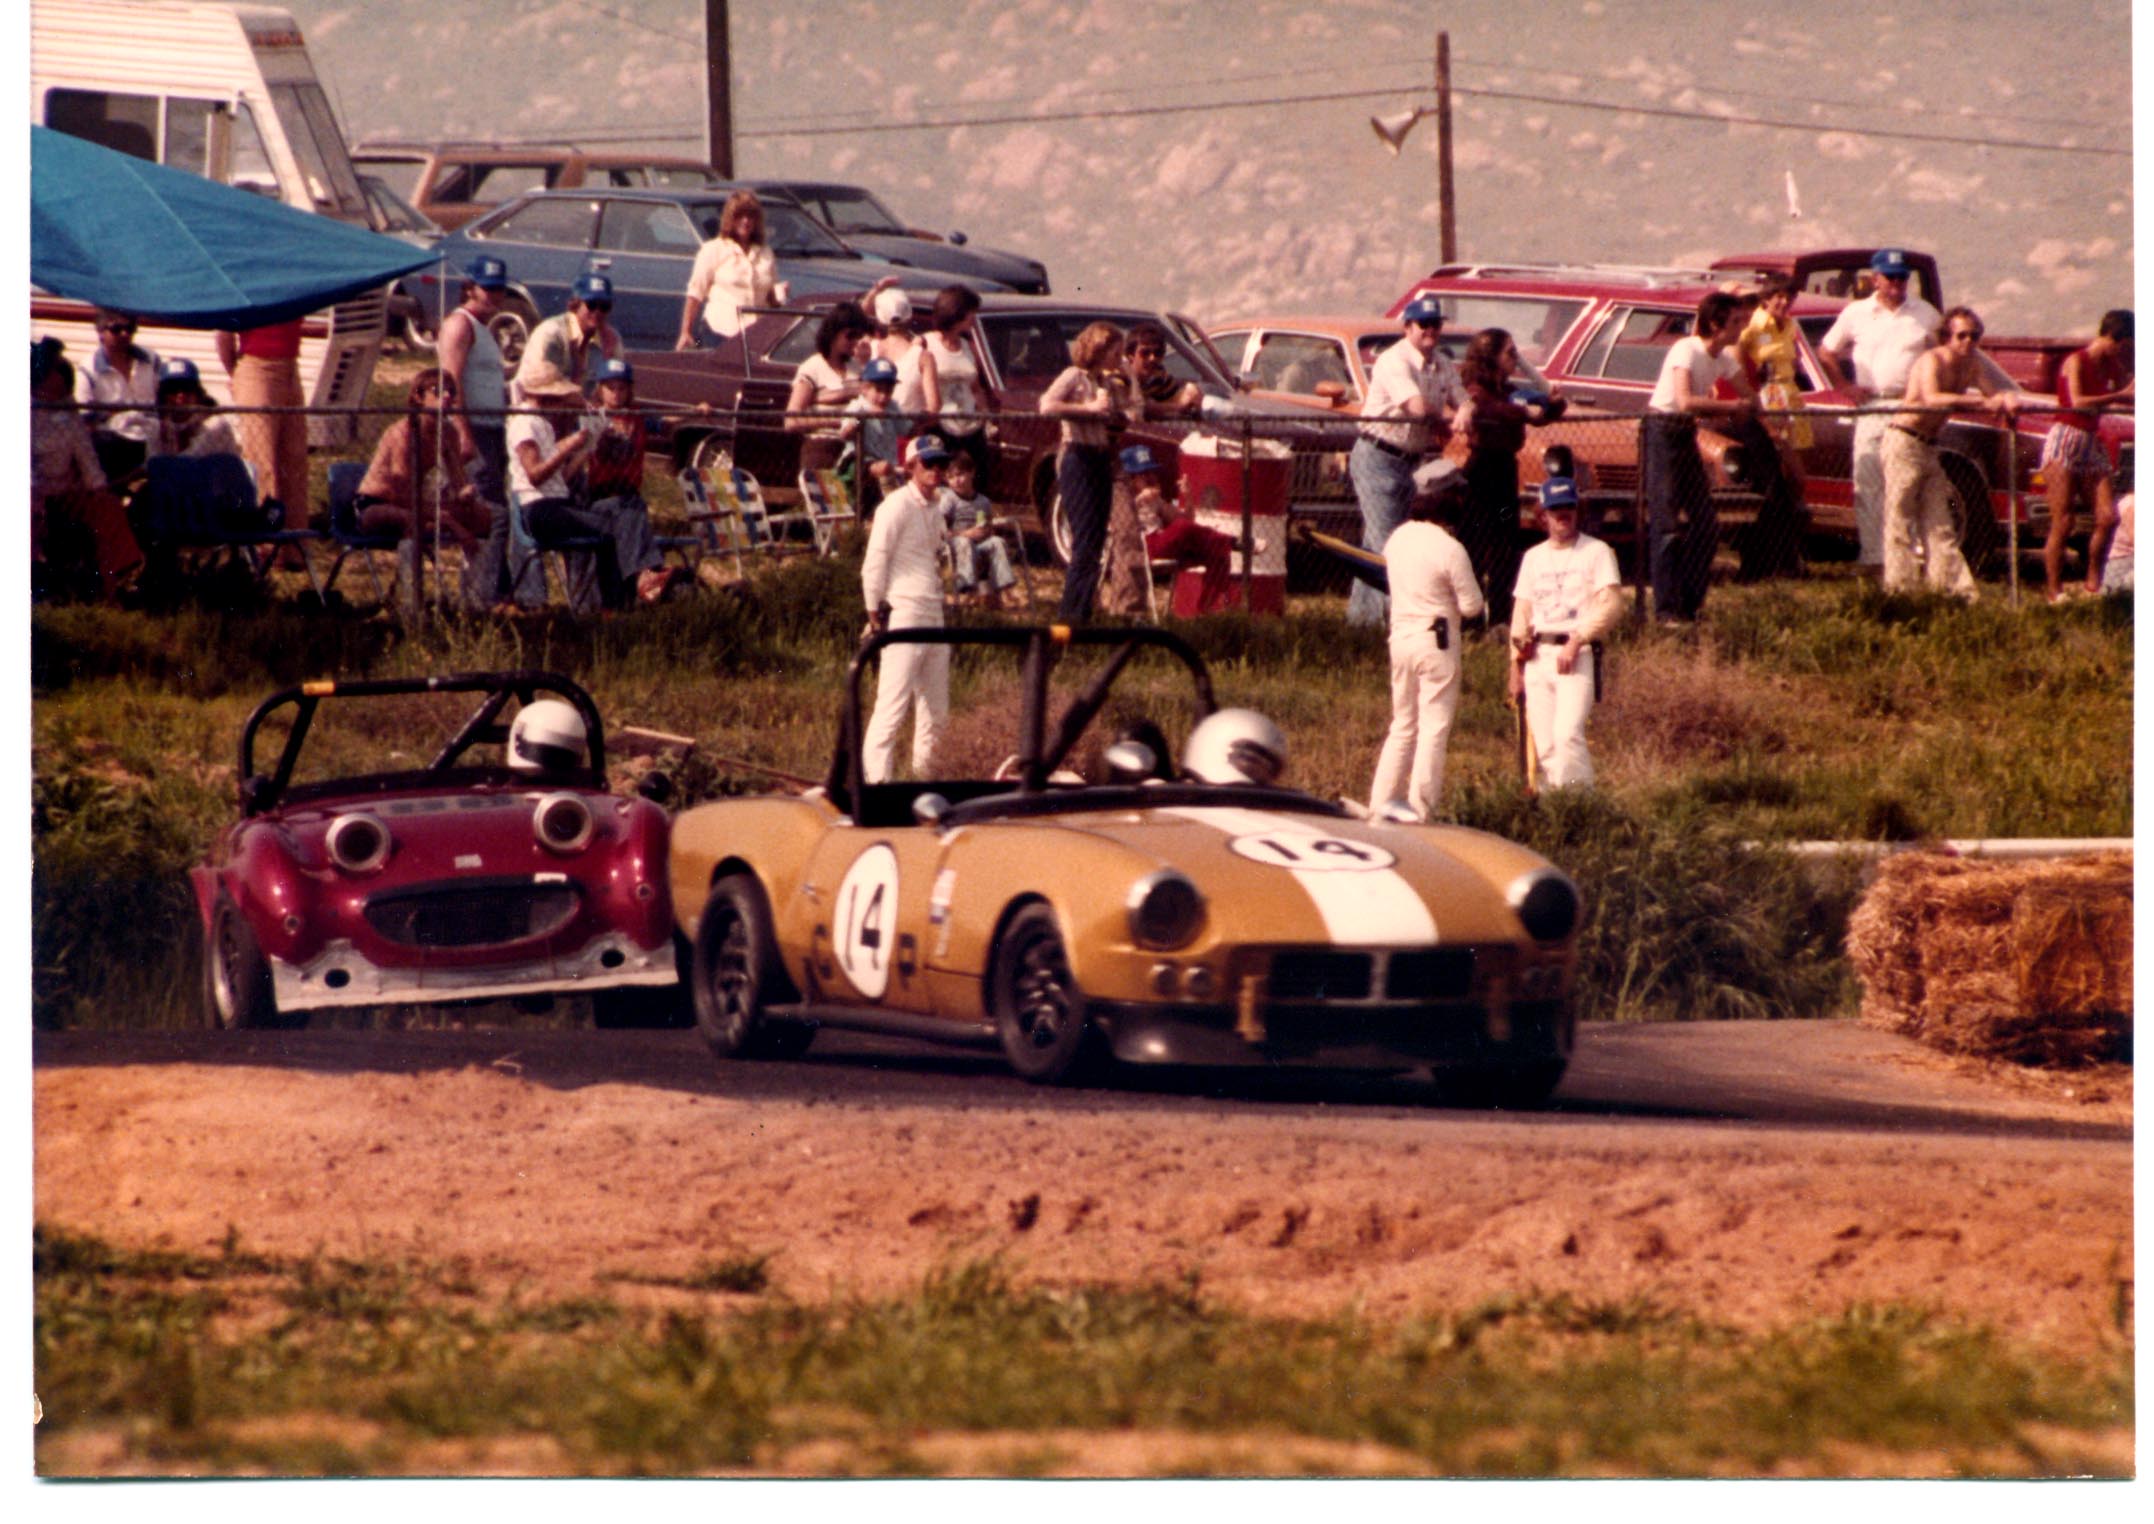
[
  {"left": 685, "top": 199, "right": 856, "bottom": 258},
  {"left": 267, "top": 81, "right": 369, "bottom": 222},
  {"left": 809, "top": 186, "right": 907, "bottom": 235},
  {"left": 362, "top": 176, "right": 438, "bottom": 235},
  {"left": 354, "top": 155, "right": 427, "bottom": 203},
  {"left": 981, "top": 313, "right": 1232, "bottom": 396},
  {"left": 1419, "top": 295, "right": 1587, "bottom": 369}
]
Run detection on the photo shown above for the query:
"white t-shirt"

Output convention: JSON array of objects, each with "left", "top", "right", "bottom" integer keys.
[
  {"left": 1360, "top": 337, "right": 1463, "bottom": 452},
  {"left": 1647, "top": 336, "right": 1740, "bottom": 413},
  {"left": 1819, "top": 293, "right": 1943, "bottom": 397},
  {"left": 1380, "top": 520, "right": 1484, "bottom": 637},
  {"left": 1512, "top": 534, "right": 1621, "bottom": 635},
  {"left": 507, "top": 411, "right": 574, "bottom": 504},
  {"left": 928, "top": 330, "right": 983, "bottom": 434}
]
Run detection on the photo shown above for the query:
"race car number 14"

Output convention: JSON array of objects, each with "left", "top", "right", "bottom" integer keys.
[
  {"left": 834, "top": 843, "right": 900, "bottom": 1000},
  {"left": 1228, "top": 829, "right": 1397, "bottom": 872}
]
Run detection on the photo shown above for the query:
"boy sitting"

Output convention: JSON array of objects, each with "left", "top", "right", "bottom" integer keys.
[
  {"left": 937, "top": 450, "right": 1018, "bottom": 609},
  {"left": 839, "top": 356, "right": 902, "bottom": 514},
  {"left": 1120, "top": 443, "right": 1242, "bottom": 613}
]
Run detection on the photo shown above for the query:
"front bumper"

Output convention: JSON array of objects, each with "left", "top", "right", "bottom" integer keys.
[
  {"left": 1091, "top": 996, "right": 1575, "bottom": 1072},
  {"left": 269, "top": 932, "right": 676, "bottom": 1011}
]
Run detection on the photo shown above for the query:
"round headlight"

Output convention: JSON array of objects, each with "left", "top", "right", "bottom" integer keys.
[
  {"left": 1508, "top": 868, "right": 1581, "bottom": 943},
  {"left": 532, "top": 792, "right": 595, "bottom": 854},
  {"left": 1127, "top": 869, "right": 1204, "bottom": 950},
  {"left": 325, "top": 811, "right": 391, "bottom": 874}
]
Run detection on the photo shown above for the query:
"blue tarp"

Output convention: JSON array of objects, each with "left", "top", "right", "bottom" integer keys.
[{"left": 30, "top": 126, "right": 433, "bottom": 330}]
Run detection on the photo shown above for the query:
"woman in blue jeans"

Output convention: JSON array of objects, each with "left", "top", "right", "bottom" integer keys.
[{"left": 1041, "top": 321, "right": 1128, "bottom": 620}]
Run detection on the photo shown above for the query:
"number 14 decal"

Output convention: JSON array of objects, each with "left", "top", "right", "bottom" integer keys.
[
  {"left": 834, "top": 843, "right": 901, "bottom": 999},
  {"left": 1229, "top": 830, "right": 1397, "bottom": 873}
]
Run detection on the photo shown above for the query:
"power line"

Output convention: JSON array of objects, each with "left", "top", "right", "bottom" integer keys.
[{"left": 735, "top": 84, "right": 1413, "bottom": 138}]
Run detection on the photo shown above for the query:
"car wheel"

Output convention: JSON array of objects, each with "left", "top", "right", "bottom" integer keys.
[
  {"left": 1942, "top": 453, "right": 2005, "bottom": 576},
  {"left": 489, "top": 302, "right": 537, "bottom": 371},
  {"left": 591, "top": 933, "right": 694, "bottom": 1029},
  {"left": 991, "top": 903, "right": 1099, "bottom": 1084},
  {"left": 693, "top": 874, "right": 813, "bottom": 1060},
  {"left": 203, "top": 896, "right": 285, "bottom": 1030},
  {"left": 1430, "top": 1059, "right": 1567, "bottom": 1111},
  {"left": 1045, "top": 490, "right": 1075, "bottom": 567}
]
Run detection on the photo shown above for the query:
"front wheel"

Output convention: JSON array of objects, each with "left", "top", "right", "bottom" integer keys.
[
  {"left": 488, "top": 302, "right": 537, "bottom": 371},
  {"left": 1943, "top": 453, "right": 2005, "bottom": 576},
  {"left": 203, "top": 896, "right": 287, "bottom": 1030},
  {"left": 692, "top": 874, "right": 814, "bottom": 1061},
  {"left": 991, "top": 904, "right": 1099, "bottom": 1084}
]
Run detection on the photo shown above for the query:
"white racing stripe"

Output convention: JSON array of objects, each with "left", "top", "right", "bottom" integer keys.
[{"left": 1164, "top": 807, "right": 1437, "bottom": 946}]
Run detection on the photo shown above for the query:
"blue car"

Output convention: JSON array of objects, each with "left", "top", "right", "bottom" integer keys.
[
  {"left": 746, "top": 179, "right": 1050, "bottom": 295},
  {"left": 406, "top": 186, "right": 981, "bottom": 361}
]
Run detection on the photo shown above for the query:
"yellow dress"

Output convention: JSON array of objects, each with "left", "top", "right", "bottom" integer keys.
[{"left": 1738, "top": 309, "right": 1814, "bottom": 450}]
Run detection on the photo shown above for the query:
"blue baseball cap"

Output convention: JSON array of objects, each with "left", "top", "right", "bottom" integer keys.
[
  {"left": 572, "top": 272, "right": 614, "bottom": 306},
  {"left": 463, "top": 255, "right": 509, "bottom": 290},
  {"left": 1401, "top": 295, "right": 1444, "bottom": 327},
  {"left": 1538, "top": 476, "right": 1581, "bottom": 512},
  {"left": 592, "top": 357, "right": 633, "bottom": 386},
  {"left": 904, "top": 434, "right": 951, "bottom": 467},
  {"left": 860, "top": 357, "right": 899, "bottom": 386},
  {"left": 1869, "top": 248, "right": 1913, "bottom": 279},
  {"left": 155, "top": 357, "right": 203, "bottom": 395},
  {"left": 1119, "top": 443, "right": 1162, "bottom": 477}
]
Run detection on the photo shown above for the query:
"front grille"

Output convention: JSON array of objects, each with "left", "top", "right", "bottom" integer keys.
[
  {"left": 1261, "top": 946, "right": 1480, "bottom": 1003},
  {"left": 1386, "top": 947, "right": 1475, "bottom": 1000},
  {"left": 363, "top": 877, "right": 579, "bottom": 949},
  {"left": 1267, "top": 950, "right": 1371, "bottom": 1001}
]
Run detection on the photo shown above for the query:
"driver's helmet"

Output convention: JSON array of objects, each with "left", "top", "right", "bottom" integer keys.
[
  {"left": 1182, "top": 708, "right": 1287, "bottom": 786},
  {"left": 508, "top": 697, "right": 588, "bottom": 776}
]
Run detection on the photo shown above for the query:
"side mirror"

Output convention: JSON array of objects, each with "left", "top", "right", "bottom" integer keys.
[
  {"left": 636, "top": 772, "right": 675, "bottom": 806},
  {"left": 947, "top": 230, "right": 969, "bottom": 246},
  {"left": 1102, "top": 740, "right": 1158, "bottom": 785},
  {"left": 1313, "top": 380, "right": 1350, "bottom": 403},
  {"left": 912, "top": 792, "right": 952, "bottom": 828}
]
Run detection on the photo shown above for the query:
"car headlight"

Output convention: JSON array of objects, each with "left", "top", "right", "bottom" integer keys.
[
  {"left": 325, "top": 812, "right": 391, "bottom": 874},
  {"left": 1507, "top": 868, "right": 1580, "bottom": 943},
  {"left": 1127, "top": 870, "right": 1205, "bottom": 950},
  {"left": 532, "top": 792, "right": 595, "bottom": 854}
]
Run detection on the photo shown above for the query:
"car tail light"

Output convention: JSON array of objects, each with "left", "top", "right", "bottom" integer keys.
[
  {"left": 325, "top": 812, "right": 391, "bottom": 874},
  {"left": 532, "top": 793, "right": 595, "bottom": 854}
]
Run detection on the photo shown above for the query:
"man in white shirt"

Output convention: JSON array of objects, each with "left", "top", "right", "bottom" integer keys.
[
  {"left": 1817, "top": 250, "right": 1944, "bottom": 571},
  {"left": 76, "top": 309, "right": 160, "bottom": 480},
  {"left": 1368, "top": 467, "right": 1484, "bottom": 820},
  {"left": 513, "top": 273, "right": 622, "bottom": 404},
  {"left": 861, "top": 435, "right": 954, "bottom": 783},
  {"left": 1510, "top": 478, "right": 1624, "bottom": 789},
  {"left": 1348, "top": 294, "right": 1463, "bottom": 626},
  {"left": 1643, "top": 290, "right": 1757, "bottom": 622}
]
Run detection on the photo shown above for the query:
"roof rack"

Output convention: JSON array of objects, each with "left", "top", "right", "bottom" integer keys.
[
  {"left": 350, "top": 137, "right": 586, "bottom": 153},
  {"left": 1426, "top": 261, "right": 1732, "bottom": 290}
]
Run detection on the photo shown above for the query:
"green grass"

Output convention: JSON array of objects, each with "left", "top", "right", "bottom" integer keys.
[
  {"left": 33, "top": 1228, "right": 2131, "bottom": 1477},
  {"left": 29, "top": 562, "right": 2131, "bottom": 1028}
]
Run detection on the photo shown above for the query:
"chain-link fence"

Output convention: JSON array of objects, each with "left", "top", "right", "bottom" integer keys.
[{"left": 34, "top": 390, "right": 2133, "bottom": 619}]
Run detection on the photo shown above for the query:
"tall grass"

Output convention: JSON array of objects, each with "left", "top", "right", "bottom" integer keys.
[{"left": 29, "top": 564, "right": 2130, "bottom": 1028}]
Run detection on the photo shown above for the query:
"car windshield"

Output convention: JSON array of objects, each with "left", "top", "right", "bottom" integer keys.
[
  {"left": 764, "top": 201, "right": 857, "bottom": 257},
  {"left": 980, "top": 313, "right": 1232, "bottom": 395},
  {"left": 248, "top": 688, "right": 574, "bottom": 798},
  {"left": 362, "top": 175, "right": 439, "bottom": 235},
  {"left": 807, "top": 186, "right": 908, "bottom": 236},
  {"left": 354, "top": 155, "right": 427, "bottom": 204},
  {"left": 1419, "top": 296, "right": 1588, "bottom": 369}
]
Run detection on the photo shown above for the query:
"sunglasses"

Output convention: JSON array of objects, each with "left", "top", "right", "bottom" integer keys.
[
  {"left": 101, "top": 322, "right": 136, "bottom": 334},
  {"left": 1947, "top": 329, "right": 1982, "bottom": 343},
  {"left": 1132, "top": 347, "right": 1165, "bottom": 359},
  {"left": 581, "top": 300, "right": 613, "bottom": 314}
]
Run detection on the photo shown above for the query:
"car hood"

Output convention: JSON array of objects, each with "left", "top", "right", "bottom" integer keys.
[
  {"left": 838, "top": 232, "right": 1047, "bottom": 289},
  {"left": 776, "top": 250, "right": 1007, "bottom": 295},
  {"left": 260, "top": 785, "right": 646, "bottom": 882},
  {"left": 971, "top": 803, "right": 1544, "bottom": 947}
]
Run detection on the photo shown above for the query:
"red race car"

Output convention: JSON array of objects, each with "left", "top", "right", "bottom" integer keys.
[{"left": 192, "top": 672, "right": 683, "bottom": 1029}]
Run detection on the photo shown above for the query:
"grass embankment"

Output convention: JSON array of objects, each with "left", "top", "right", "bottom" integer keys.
[
  {"left": 32, "top": 1226, "right": 2130, "bottom": 1477},
  {"left": 30, "top": 566, "right": 2131, "bottom": 1030}
]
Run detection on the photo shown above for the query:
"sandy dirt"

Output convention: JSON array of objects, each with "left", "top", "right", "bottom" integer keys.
[{"left": 32, "top": 1023, "right": 2134, "bottom": 1355}]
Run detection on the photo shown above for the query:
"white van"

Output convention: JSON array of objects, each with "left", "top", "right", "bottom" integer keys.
[{"left": 30, "top": 0, "right": 387, "bottom": 442}]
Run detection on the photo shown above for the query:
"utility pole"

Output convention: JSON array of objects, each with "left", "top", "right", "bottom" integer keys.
[
  {"left": 705, "top": 0, "right": 733, "bottom": 175},
  {"left": 1436, "top": 28, "right": 1456, "bottom": 262}
]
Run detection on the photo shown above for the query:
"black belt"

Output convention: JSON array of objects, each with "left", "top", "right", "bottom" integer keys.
[
  {"left": 1360, "top": 436, "right": 1417, "bottom": 460},
  {"left": 1532, "top": 632, "right": 1573, "bottom": 646},
  {"left": 1888, "top": 424, "right": 1931, "bottom": 440}
]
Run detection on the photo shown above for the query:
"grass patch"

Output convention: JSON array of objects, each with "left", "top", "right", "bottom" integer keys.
[
  {"left": 34, "top": 1232, "right": 2131, "bottom": 1478},
  {"left": 29, "top": 567, "right": 2130, "bottom": 1027}
]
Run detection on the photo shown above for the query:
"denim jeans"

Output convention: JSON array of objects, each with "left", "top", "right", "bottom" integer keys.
[
  {"left": 1641, "top": 413, "right": 1716, "bottom": 620},
  {"left": 1348, "top": 437, "right": 1417, "bottom": 626}
]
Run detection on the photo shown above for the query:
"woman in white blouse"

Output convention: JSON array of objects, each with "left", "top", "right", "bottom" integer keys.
[{"left": 676, "top": 189, "right": 789, "bottom": 348}]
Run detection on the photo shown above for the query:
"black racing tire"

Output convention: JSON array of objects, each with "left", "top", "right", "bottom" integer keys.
[
  {"left": 1429, "top": 1059, "right": 1568, "bottom": 1111},
  {"left": 1943, "top": 453, "right": 2006, "bottom": 577},
  {"left": 692, "top": 874, "right": 814, "bottom": 1061},
  {"left": 991, "top": 903, "right": 1099, "bottom": 1084},
  {"left": 203, "top": 896, "right": 287, "bottom": 1030},
  {"left": 591, "top": 933, "right": 695, "bottom": 1029},
  {"left": 488, "top": 302, "right": 537, "bottom": 371}
]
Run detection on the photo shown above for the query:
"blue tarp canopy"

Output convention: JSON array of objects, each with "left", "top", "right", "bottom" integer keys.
[{"left": 30, "top": 125, "right": 433, "bottom": 330}]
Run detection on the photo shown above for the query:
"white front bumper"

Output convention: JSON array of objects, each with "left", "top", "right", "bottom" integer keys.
[{"left": 270, "top": 934, "right": 677, "bottom": 1011}]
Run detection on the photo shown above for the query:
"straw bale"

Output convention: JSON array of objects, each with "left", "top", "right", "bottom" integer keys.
[{"left": 1845, "top": 850, "right": 2133, "bottom": 1066}]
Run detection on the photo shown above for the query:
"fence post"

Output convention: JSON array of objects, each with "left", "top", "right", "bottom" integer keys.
[
  {"left": 1631, "top": 416, "right": 1647, "bottom": 629},
  {"left": 1238, "top": 412, "right": 1254, "bottom": 611},
  {"left": 2005, "top": 424, "right": 2020, "bottom": 608}
]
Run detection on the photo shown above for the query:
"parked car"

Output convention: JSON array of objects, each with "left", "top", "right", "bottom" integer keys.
[
  {"left": 668, "top": 625, "right": 1582, "bottom": 1101},
  {"left": 1386, "top": 261, "right": 2068, "bottom": 567},
  {"left": 191, "top": 672, "right": 683, "bottom": 1030},
  {"left": 404, "top": 186, "right": 939, "bottom": 359},
  {"left": 359, "top": 173, "right": 448, "bottom": 346},
  {"left": 625, "top": 292, "right": 1357, "bottom": 561},
  {"left": 1211, "top": 314, "right": 1424, "bottom": 414},
  {"left": 351, "top": 140, "right": 725, "bottom": 230},
  {"left": 745, "top": 178, "right": 1050, "bottom": 294}
]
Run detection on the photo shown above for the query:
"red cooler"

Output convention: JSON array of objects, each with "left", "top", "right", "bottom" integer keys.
[{"left": 1176, "top": 434, "right": 1292, "bottom": 615}]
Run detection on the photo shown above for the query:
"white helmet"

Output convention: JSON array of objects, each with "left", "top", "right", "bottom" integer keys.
[
  {"left": 1183, "top": 708, "right": 1287, "bottom": 786},
  {"left": 508, "top": 697, "right": 588, "bottom": 775}
]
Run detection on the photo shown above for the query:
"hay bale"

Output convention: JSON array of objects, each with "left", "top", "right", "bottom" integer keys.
[{"left": 1845, "top": 850, "right": 2133, "bottom": 1066}]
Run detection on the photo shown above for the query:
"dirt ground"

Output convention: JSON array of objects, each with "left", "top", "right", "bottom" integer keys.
[{"left": 31, "top": 1024, "right": 2134, "bottom": 1356}]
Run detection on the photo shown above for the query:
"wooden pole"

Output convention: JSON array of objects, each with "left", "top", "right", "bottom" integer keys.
[
  {"left": 705, "top": 0, "right": 734, "bottom": 176},
  {"left": 1436, "top": 29, "right": 1456, "bottom": 263}
]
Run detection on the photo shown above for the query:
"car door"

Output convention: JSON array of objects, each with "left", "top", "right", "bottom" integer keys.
[
  {"left": 590, "top": 196, "right": 703, "bottom": 348},
  {"left": 469, "top": 195, "right": 601, "bottom": 320},
  {"left": 796, "top": 827, "right": 949, "bottom": 1017}
]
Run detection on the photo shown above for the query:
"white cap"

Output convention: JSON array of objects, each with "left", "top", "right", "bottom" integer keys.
[{"left": 871, "top": 288, "right": 914, "bottom": 325}]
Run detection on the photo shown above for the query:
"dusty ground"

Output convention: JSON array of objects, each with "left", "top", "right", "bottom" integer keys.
[{"left": 32, "top": 1023, "right": 2134, "bottom": 1355}]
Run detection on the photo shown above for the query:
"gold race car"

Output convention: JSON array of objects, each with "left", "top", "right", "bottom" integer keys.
[{"left": 668, "top": 627, "right": 1583, "bottom": 1103}]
